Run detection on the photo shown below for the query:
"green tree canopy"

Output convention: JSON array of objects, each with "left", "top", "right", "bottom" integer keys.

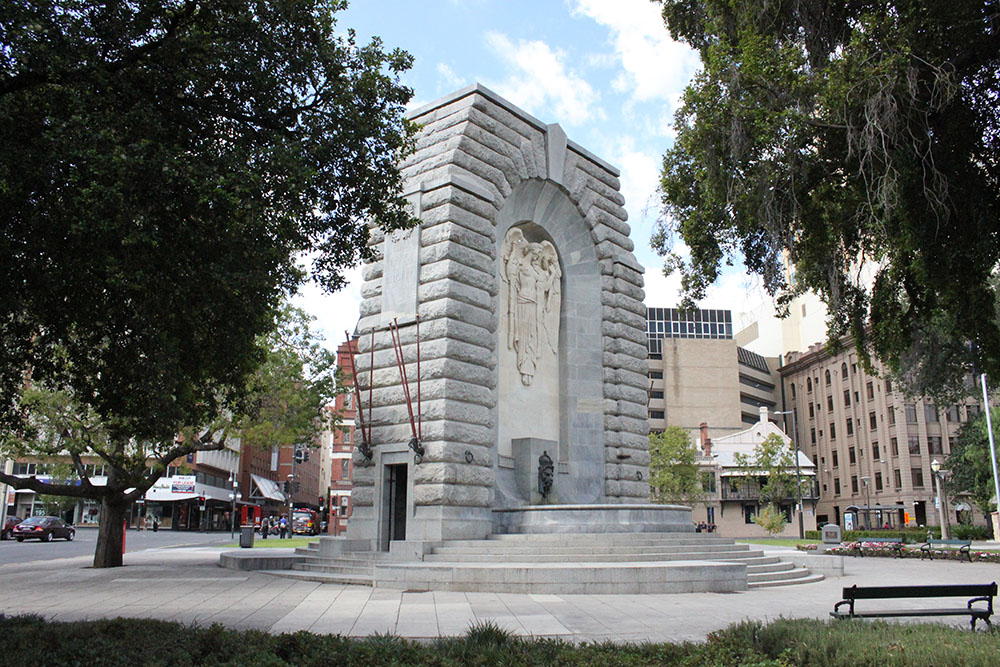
[
  {"left": 0, "top": 0, "right": 415, "bottom": 441},
  {"left": 655, "top": 0, "right": 1000, "bottom": 400},
  {"left": 648, "top": 425, "right": 703, "bottom": 503},
  {"left": 733, "top": 433, "right": 807, "bottom": 517},
  {"left": 0, "top": 305, "right": 338, "bottom": 566},
  {"left": 944, "top": 408, "right": 1000, "bottom": 519}
]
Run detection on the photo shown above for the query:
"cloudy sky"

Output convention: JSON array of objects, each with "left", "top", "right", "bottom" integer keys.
[{"left": 295, "top": 0, "right": 772, "bottom": 350}]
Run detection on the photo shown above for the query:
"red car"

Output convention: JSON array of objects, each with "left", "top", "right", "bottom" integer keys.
[
  {"left": 292, "top": 509, "right": 320, "bottom": 535},
  {"left": 12, "top": 516, "right": 75, "bottom": 542},
  {"left": 2, "top": 515, "right": 22, "bottom": 540}
]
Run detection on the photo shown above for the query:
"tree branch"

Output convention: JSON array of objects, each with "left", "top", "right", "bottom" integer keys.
[{"left": 0, "top": 472, "right": 104, "bottom": 501}]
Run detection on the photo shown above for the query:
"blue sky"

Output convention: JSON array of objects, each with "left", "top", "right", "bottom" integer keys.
[{"left": 297, "top": 0, "right": 770, "bottom": 349}]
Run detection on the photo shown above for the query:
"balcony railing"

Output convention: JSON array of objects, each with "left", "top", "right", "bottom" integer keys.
[{"left": 720, "top": 483, "right": 820, "bottom": 501}]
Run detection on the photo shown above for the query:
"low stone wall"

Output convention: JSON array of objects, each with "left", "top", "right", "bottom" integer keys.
[{"left": 493, "top": 503, "right": 694, "bottom": 534}]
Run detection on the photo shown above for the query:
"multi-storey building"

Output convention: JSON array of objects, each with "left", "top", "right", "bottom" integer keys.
[
  {"left": 328, "top": 338, "right": 358, "bottom": 535},
  {"left": 780, "top": 342, "right": 986, "bottom": 530},
  {"left": 646, "top": 307, "right": 782, "bottom": 442}
]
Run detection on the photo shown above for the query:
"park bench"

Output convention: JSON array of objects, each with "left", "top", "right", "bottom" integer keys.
[
  {"left": 920, "top": 538, "right": 972, "bottom": 562},
  {"left": 852, "top": 537, "right": 903, "bottom": 557},
  {"left": 831, "top": 582, "right": 996, "bottom": 630}
]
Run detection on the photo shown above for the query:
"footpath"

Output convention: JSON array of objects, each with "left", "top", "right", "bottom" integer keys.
[{"left": 1, "top": 545, "right": 998, "bottom": 643}]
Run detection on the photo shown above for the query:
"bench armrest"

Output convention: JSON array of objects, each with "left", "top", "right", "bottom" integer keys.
[
  {"left": 968, "top": 596, "right": 993, "bottom": 612},
  {"left": 833, "top": 599, "right": 854, "bottom": 615}
]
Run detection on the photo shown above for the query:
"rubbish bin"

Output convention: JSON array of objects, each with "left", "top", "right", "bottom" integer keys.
[{"left": 239, "top": 525, "right": 255, "bottom": 548}]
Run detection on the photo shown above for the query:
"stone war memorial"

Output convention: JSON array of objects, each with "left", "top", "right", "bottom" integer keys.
[{"left": 222, "top": 85, "right": 821, "bottom": 592}]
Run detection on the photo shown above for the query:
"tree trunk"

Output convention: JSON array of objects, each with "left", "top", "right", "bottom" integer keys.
[{"left": 94, "top": 496, "right": 127, "bottom": 568}]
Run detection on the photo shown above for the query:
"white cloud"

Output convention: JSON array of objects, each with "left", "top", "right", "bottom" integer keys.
[
  {"left": 569, "top": 0, "right": 700, "bottom": 107},
  {"left": 436, "top": 62, "right": 465, "bottom": 92},
  {"left": 485, "top": 32, "right": 599, "bottom": 126},
  {"left": 292, "top": 265, "right": 365, "bottom": 352}
]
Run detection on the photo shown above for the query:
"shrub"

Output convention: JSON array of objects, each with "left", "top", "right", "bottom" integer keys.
[{"left": 951, "top": 523, "right": 992, "bottom": 540}]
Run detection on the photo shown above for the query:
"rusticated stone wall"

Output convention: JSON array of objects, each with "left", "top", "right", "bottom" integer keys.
[{"left": 346, "top": 85, "right": 649, "bottom": 545}]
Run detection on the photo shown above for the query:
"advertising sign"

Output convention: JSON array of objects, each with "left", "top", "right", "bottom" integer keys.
[{"left": 171, "top": 475, "right": 196, "bottom": 494}]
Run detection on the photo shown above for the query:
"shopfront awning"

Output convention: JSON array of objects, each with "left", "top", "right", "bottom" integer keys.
[
  {"left": 250, "top": 474, "right": 286, "bottom": 503},
  {"left": 143, "top": 481, "right": 233, "bottom": 503}
]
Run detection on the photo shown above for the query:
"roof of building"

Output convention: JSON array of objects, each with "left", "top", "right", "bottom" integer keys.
[{"left": 737, "top": 346, "right": 769, "bottom": 373}]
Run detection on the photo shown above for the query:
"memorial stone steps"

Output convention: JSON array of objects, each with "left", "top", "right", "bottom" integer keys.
[{"left": 270, "top": 532, "right": 822, "bottom": 592}]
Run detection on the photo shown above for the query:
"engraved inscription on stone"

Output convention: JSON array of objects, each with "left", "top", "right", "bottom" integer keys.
[{"left": 500, "top": 228, "right": 561, "bottom": 386}]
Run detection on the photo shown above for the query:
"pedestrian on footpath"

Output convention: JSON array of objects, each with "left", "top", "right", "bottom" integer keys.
[
  {"left": 279, "top": 515, "right": 288, "bottom": 539},
  {"left": 260, "top": 516, "right": 269, "bottom": 540}
]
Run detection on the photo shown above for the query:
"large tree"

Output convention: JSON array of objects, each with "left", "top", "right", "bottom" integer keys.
[
  {"left": 655, "top": 0, "right": 1000, "bottom": 400},
  {"left": 944, "top": 408, "right": 1000, "bottom": 526},
  {"left": 0, "top": 0, "right": 414, "bottom": 440},
  {"left": 0, "top": 306, "right": 337, "bottom": 567},
  {"left": 0, "top": 0, "right": 412, "bottom": 565}
]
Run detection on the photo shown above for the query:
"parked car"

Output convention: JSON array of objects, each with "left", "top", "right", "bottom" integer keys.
[
  {"left": 12, "top": 516, "right": 75, "bottom": 542},
  {"left": 2, "top": 515, "right": 22, "bottom": 540},
  {"left": 292, "top": 509, "right": 320, "bottom": 536}
]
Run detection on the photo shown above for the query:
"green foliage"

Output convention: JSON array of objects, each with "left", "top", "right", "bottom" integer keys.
[
  {"left": 944, "top": 408, "right": 1000, "bottom": 518},
  {"left": 733, "top": 434, "right": 807, "bottom": 508},
  {"left": 655, "top": 0, "right": 1000, "bottom": 401},
  {"left": 3, "top": 614, "right": 999, "bottom": 666},
  {"left": 648, "top": 426, "right": 703, "bottom": 503},
  {"left": 951, "top": 523, "right": 993, "bottom": 541},
  {"left": 805, "top": 528, "right": 941, "bottom": 543},
  {"left": 753, "top": 503, "right": 787, "bottom": 537},
  {"left": 0, "top": 0, "right": 415, "bottom": 441}
]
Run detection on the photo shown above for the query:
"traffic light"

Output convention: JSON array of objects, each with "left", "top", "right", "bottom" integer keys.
[
  {"left": 282, "top": 481, "right": 290, "bottom": 494},
  {"left": 198, "top": 495, "right": 206, "bottom": 510},
  {"left": 294, "top": 446, "right": 310, "bottom": 463}
]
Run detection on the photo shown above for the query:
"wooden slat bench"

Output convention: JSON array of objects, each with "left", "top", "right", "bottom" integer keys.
[
  {"left": 920, "top": 538, "right": 972, "bottom": 562},
  {"left": 852, "top": 537, "right": 903, "bottom": 557},
  {"left": 831, "top": 583, "right": 996, "bottom": 630}
]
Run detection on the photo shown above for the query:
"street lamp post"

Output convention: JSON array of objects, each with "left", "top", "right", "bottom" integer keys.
[
  {"left": 229, "top": 472, "right": 240, "bottom": 539},
  {"left": 774, "top": 409, "right": 804, "bottom": 538},
  {"left": 860, "top": 476, "right": 871, "bottom": 530},
  {"left": 931, "top": 459, "right": 951, "bottom": 540}
]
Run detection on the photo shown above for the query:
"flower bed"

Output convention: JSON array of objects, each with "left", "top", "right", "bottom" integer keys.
[{"left": 797, "top": 542, "right": 1000, "bottom": 563}]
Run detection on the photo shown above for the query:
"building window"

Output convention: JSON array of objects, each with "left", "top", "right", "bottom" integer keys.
[
  {"left": 810, "top": 428, "right": 816, "bottom": 444},
  {"left": 928, "top": 436, "right": 943, "bottom": 455},
  {"left": 888, "top": 408, "right": 896, "bottom": 425},
  {"left": 894, "top": 469, "right": 902, "bottom": 488},
  {"left": 846, "top": 419, "right": 854, "bottom": 436},
  {"left": 343, "top": 428, "right": 352, "bottom": 444},
  {"left": 829, "top": 423, "right": 836, "bottom": 440},
  {"left": 649, "top": 370, "right": 663, "bottom": 379},
  {"left": 649, "top": 410, "right": 664, "bottom": 419},
  {"left": 869, "top": 412, "right": 877, "bottom": 430},
  {"left": 875, "top": 472, "right": 883, "bottom": 491},
  {"left": 834, "top": 478, "right": 841, "bottom": 495},
  {"left": 344, "top": 393, "right": 353, "bottom": 410},
  {"left": 849, "top": 447, "right": 856, "bottom": 464},
  {"left": 908, "top": 437, "right": 920, "bottom": 455},
  {"left": 885, "top": 379, "right": 892, "bottom": 393},
  {"left": 844, "top": 390, "right": 851, "bottom": 407},
  {"left": 968, "top": 404, "right": 981, "bottom": 420},
  {"left": 891, "top": 437, "right": 899, "bottom": 456},
  {"left": 827, "top": 395, "right": 834, "bottom": 411},
  {"left": 872, "top": 443, "right": 880, "bottom": 460},
  {"left": 791, "top": 382, "right": 796, "bottom": 398},
  {"left": 911, "top": 468, "right": 924, "bottom": 488},
  {"left": 650, "top": 390, "right": 664, "bottom": 399},
  {"left": 809, "top": 403, "right": 815, "bottom": 419},
  {"left": 946, "top": 405, "right": 959, "bottom": 422},
  {"left": 825, "top": 369, "right": 832, "bottom": 385},
  {"left": 807, "top": 377, "right": 812, "bottom": 392},
  {"left": 744, "top": 505, "right": 757, "bottom": 524},
  {"left": 842, "top": 362, "right": 849, "bottom": 377},
  {"left": 925, "top": 404, "right": 938, "bottom": 422},
  {"left": 851, "top": 476, "right": 859, "bottom": 494},
  {"left": 866, "top": 382, "right": 874, "bottom": 400},
  {"left": 832, "top": 451, "right": 839, "bottom": 468},
  {"left": 905, "top": 403, "right": 917, "bottom": 422},
  {"left": 341, "top": 459, "right": 350, "bottom": 478}
]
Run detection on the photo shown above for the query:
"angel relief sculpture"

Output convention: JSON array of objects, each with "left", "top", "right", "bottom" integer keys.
[{"left": 501, "top": 228, "right": 561, "bottom": 385}]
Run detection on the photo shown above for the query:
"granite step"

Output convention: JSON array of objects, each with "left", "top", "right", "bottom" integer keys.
[
  {"left": 423, "top": 549, "right": 765, "bottom": 563},
  {"left": 747, "top": 569, "right": 825, "bottom": 588},
  {"left": 430, "top": 543, "right": 751, "bottom": 556},
  {"left": 264, "top": 569, "right": 373, "bottom": 586}
]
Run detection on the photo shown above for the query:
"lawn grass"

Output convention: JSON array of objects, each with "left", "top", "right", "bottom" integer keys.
[
  {"left": 737, "top": 537, "right": 822, "bottom": 548},
  {"left": 2, "top": 614, "right": 997, "bottom": 666},
  {"left": 222, "top": 536, "right": 315, "bottom": 549}
]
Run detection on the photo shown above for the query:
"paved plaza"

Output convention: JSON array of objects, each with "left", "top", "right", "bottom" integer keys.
[{"left": 2, "top": 545, "right": 999, "bottom": 643}]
